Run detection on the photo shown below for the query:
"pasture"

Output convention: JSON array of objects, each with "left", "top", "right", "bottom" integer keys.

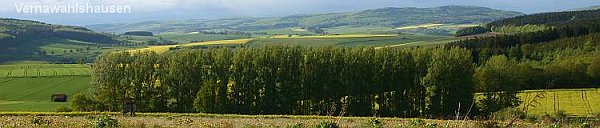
[
  {"left": 0, "top": 64, "right": 92, "bottom": 112},
  {"left": 0, "top": 77, "right": 91, "bottom": 112}
]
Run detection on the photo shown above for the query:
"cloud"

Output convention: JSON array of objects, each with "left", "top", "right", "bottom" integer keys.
[{"left": 1, "top": 0, "right": 600, "bottom": 25}]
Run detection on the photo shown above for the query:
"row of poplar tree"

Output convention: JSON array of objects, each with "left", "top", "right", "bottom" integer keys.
[{"left": 76, "top": 46, "right": 480, "bottom": 117}]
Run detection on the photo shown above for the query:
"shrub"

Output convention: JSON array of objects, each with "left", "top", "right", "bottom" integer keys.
[
  {"left": 368, "top": 118, "right": 384, "bottom": 128},
  {"left": 71, "top": 93, "right": 102, "bottom": 111},
  {"left": 315, "top": 121, "right": 339, "bottom": 128},
  {"left": 56, "top": 106, "right": 73, "bottom": 112},
  {"left": 95, "top": 115, "right": 119, "bottom": 128}
]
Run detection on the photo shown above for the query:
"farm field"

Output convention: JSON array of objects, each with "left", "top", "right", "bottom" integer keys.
[
  {"left": 269, "top": 34, "right": 397, "bottom": 39},
  {"left": 248, "top": 34, "right": 450, "bottom": 47},
  {"left": 157, "top": 32, "right": 252, "bottom": 43},
  {"left": 0, "top": 64, "right": 90, "bottom": 78},
  {"left": 129, "top": 39, "right": 253, "bottom": 53},
  {"left": 396, "top": 23, "right": 479, "bottom": 30},
  {"left": 518, "top": 88, "right": 600, "bottom": 117},
  {"left": 182, "top": 38, "right": 252, "bottom": 47}
]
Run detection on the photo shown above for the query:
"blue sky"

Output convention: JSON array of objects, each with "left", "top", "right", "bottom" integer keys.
[{"left": 1, "top": 0, "right": 599, "bottom": 25}]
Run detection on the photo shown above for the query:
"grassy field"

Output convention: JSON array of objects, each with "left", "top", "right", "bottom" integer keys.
[
  {"left": 0, "top": 77, "right": 91, "bottom": 112},
  {"left": 0, "top": 64, "right": 92, "bottom": 112},
  {"left": 0, "top": 64, "right": 90, "bottom": 78},
  {"left": 518, "top": 88, "right": 600, "bottom": 117}
]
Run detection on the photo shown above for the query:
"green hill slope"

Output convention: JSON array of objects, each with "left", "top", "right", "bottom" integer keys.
[
  {"left": 87, "top": 5, "right": 523, "bottom": 33},
  {"left": 0, "top": 18, "right": 128, "bottom": 63}
]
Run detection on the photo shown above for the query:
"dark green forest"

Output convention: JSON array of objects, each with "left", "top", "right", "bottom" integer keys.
[{"left": 450, "top": 9, "right": 600, "bottom": 89}]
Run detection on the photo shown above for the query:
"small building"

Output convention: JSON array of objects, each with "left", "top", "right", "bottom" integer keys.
[{"left": 51, "top": 94, "right": 67, "bottom": 102}]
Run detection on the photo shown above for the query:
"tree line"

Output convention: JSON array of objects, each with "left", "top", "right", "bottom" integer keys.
[
  {"left": 74, "top": 43, "right": 600, "bottom": 117},
  {"left": 74, "top": 46, "right": 490, "bottom": 118}
]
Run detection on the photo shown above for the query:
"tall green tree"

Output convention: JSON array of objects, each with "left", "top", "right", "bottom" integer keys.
[
  {"left": 475, "top": 55, "right": 522, "bottom": 114},
  {"left": 422, "top": 47, "right": 475, "bottom": 116}
]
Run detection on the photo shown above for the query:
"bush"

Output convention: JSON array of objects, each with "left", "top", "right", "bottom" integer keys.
[
  {"left": 56, "top": 106, "right": 73, "bottom": 112},
  {"left": 315, "top": 121, "right": 339, "bottom": 128},
  {"left": 95, "top": 115, "right": 119, "bottom": 128},
  {"left": 71, "top": 93, "right": 103, "bottom": 111}
]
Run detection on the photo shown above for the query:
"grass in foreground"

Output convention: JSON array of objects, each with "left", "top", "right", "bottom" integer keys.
[{"left": 0, "top": 112, "right": 597, "bottom": 128}]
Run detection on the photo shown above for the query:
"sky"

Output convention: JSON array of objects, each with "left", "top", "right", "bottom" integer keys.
[{"left": 0, "top": 0, "right": 599, "bottom": 26}]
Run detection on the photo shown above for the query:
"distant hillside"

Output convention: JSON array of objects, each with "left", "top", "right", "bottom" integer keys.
[
  {"left": 87, "top": 5, "right": 523, "bottom": 33},
  {"left": 570, "top": 5, "right": 600, "bottom": 11},
  {"left": 0, "top": 18, "right": 127, "bottom": 63},
  {"left": 486, "top": 9, "right": 600, "bottom": 28}
]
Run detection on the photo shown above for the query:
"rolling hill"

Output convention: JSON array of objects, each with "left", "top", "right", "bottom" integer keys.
[
  {"left": 0, "top": 18, "right": 128, "bottom": 63},
  {"left": 87, "top": 5, "right": 523, "bottom": 33},
  {"left": 570, "top": 5, "right": 600, "bottom": 11}
]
